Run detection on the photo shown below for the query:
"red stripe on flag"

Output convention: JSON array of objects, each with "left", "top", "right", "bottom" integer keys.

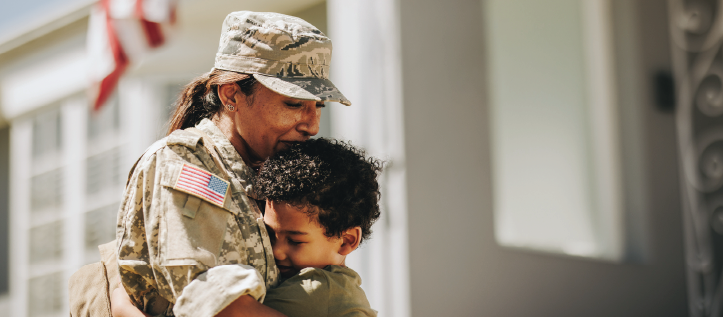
[
  {"left": 177, "top": 173, "right": 212, "bottom": 190},
  {"left": 176, "top": 180, "right": 224, "bottom": 202},
  {"left": 177, "top": 185, "right": 224, "bottom": 205},
  {"left": 176, "top": 178, "right": 225, "bottom": 203},
  {"left": 182, "top": 167, "right": 211, "bottom": 180},
  {"left": 175, "top": 165, "right": 226, "bottom": 205},
  {"left": 94, "top": 0, "right": 129, "bottom": 110},
  {"left": 140, "top": 20, "right": 165, "bottom": 48},
  {"left": 177, "top": 175, "right": 209, "bottom": 188},
  {"left": 135, "top": 0, "right": 165, "bottom": 48},
  {"left": 176, "top": 182, "right": 224, "bottom": 204},
  {"left": 179, "top": 171, "right": 210, "bottom": 184},
  {"left": 184, "top": 164, "right": 208, "bottom": 174},
  {"left": 177, "top": 177, "right": 214, "bottom": 193},
  {"left": 169, "top": 2, "right": 177, "bottom": 24}
]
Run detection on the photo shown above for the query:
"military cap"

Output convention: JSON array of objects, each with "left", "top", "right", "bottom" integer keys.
[{"left": 214, "top": 11, "right": 351, "bottom": 106}]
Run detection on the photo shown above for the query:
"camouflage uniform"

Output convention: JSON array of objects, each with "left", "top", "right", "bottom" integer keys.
[
  {"left": 116, "top": 119, "right": 279, "bottom": 316},
  {"left": 117, "top": 11, "right": 352, "bottom": 316}
]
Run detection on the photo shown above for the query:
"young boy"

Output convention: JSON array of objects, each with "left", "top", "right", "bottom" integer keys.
[{"left": 114, "top": 138, "right": 382, "bottom": 317}]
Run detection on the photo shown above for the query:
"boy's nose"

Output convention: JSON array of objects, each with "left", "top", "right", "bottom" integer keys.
[{"left": 272, "top": 243, "right": 286, "bottom": 261}]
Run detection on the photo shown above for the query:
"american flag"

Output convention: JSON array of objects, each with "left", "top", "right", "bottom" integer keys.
[
  {"left": 87, "top": 0, "right": 177, "bottom": 110},
  {"left": 174, "top": 164, "right": 229, "bottom": 208}
]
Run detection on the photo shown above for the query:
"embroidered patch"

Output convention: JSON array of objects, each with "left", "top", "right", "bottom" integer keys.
[{"left": 174, "top": 164, "right": 229, "bottom": 208}]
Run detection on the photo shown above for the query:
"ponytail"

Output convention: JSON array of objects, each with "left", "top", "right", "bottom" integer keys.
[{"left": 167, "top": 69, "right": 257, "bottom": 135}]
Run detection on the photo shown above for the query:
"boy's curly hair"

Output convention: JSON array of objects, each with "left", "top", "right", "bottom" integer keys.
[{"left": 254, "top": 138, "right": 383, "bottom": 243}]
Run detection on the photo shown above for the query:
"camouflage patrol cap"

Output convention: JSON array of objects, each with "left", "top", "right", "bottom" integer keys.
[{"left": 215, "top": 11, "right": 351, "bottom": 106}]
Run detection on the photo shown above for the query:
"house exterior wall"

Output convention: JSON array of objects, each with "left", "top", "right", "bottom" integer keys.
[
  {"left": 0, "top": 0, "right": 693, "bottom": 316},
  {"left": 397, "top": 0, "right": 687, "bottom": 316},
  {"left": 327, "top": 1, "right": 409, "bottom": 316}
]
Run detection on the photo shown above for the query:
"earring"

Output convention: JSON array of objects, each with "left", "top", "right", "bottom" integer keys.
[{"left": 225, "top": 104, "right": 235, "bottom": 111}]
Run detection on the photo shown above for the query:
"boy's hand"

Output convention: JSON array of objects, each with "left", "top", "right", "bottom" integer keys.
[{"left": 111, "top": 285, "right": 151, "bottom": 317}]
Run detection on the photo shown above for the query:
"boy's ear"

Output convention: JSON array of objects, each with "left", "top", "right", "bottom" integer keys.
[{"left": 338, "top": 227, "right": 362, "bottom": 256}]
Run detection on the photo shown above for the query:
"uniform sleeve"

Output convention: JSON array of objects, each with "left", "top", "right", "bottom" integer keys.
[
  {"left": 173, "top": 265, "right": 266, "bottom": 317},
  {"left": 116, "top": 147, "right": 242, "bottom": 316}
]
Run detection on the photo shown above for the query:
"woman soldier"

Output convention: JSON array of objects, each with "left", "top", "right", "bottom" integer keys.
[{"left": 113, "top": 11, "right": 350, "bottom": 317}]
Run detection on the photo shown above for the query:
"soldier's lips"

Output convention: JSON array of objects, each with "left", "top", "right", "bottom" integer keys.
[{"left": 279, "top": 141, "right": 301, "bottom": 149}]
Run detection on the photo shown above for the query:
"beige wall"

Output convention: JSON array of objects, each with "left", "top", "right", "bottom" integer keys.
[{"left": 398, "top": 0, "right": 687, "bottom": 316}]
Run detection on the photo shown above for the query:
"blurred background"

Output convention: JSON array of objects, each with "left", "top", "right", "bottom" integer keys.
[{"left": 0, "top": 0, "right": 717, "bottom": 316}]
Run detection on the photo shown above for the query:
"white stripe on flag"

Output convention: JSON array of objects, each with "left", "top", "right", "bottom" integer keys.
[{"left": 175, "top": 165, "right": 226, "bottom": 205}]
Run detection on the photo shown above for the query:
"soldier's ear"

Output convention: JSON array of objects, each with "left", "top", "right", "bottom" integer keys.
[
  {"left": 338, "top": 227, "right": 361, "bottom": 256},
  {"left": 217, "top": 83, "right": 245, "bottom": 109}
]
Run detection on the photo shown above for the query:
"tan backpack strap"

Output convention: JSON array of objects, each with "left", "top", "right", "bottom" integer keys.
[
  {"left": 185, "top": 127, "right": 232, "bottom": 181},
  {"left": 98, "top": 241, "right": 120, "bottom": 291},
  {"left": 125, "top": 157, "right": 143, "bottom": 188},
  {"left": 69, "top": 262, "right": 112, "bottom": 317}
]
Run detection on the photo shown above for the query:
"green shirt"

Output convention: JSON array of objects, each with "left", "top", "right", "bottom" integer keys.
[{"left": 264, "top": 266, "right": 377, "bottom": 317}]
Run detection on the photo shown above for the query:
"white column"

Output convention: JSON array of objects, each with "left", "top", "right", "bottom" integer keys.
[
  {"left": 119, "top": 77, "right": 165, "bottom": 170},
  {"left": 8, "top": 119, "right": 31, "bottom": 317},
  {"left": 61, "top": 97, "right": 87, "bottom": 313},
  {"left": 327, "top": 1, "right": 409, "bottom": 316}
]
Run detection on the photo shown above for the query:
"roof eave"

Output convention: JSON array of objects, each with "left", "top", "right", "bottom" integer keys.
[{"left": 0, "top": 0, "right": 95, "bottom": 55}]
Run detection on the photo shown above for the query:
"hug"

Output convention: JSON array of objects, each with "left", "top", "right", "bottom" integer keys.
[{"left": 72, "top": 10, "right": 381, "bottom": 317}]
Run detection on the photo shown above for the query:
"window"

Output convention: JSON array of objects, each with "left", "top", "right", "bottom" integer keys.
[
  {"left": 11, "top": 95, "right": 129, "bottom": 315},
  {"left": 484, "top": 0, "right": 625, "bottom": 260},
  {"left": 85, "top": 204, "right": 118, "bottom": 251},
  {"left": 28, "top": 272, "right": 64, "bottom": 316},
  {"left": 84, "top": 95, "right": 125, "bottom": 262}
]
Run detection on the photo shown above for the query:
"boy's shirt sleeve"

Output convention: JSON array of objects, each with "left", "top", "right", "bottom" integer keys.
[
  {"left": 264, "top": 266, "right": 377, "bottom": 317},
  {"left": 264, "top": 268, "right": 329, "bottom": 317}
]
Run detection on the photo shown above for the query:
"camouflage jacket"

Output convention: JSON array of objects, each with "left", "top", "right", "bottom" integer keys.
[{"left": 116, "top": 119, "right": 279, "bottom": 316}]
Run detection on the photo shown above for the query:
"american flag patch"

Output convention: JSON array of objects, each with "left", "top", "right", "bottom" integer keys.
[{"left": 174, "top": 164, "right": 229, "bottom": 207}]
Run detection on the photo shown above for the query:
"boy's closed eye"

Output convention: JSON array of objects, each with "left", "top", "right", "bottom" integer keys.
[
  {"left": 287, "top": 237, "right": 305, "bottom": 245},
  {"left": 265, "top": 219, "right": 309, "bottom": 246}
]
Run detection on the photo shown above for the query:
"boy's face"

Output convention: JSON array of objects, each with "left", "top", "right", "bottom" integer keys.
[{"left": 263, "top": 200, "right": 344, "bottom": 279}]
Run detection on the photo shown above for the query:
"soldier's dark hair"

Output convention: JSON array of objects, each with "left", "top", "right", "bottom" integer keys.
[
  {"left": 167, "top": 69, "right": 257, "bottom": 134},
  {"left": 255, "top": 138, "right": 383, "bottom": 244}
]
